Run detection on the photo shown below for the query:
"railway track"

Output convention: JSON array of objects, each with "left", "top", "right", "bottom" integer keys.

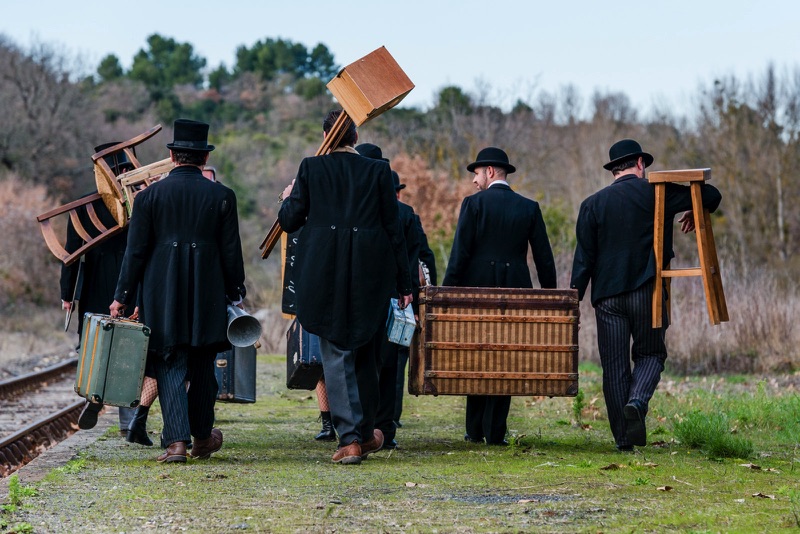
[{"left": 0, "top": 358, "right": 83, "bottom": 477}]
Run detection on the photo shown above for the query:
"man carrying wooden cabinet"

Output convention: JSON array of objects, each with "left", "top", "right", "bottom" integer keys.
[
  {"left": 443, "top": 147, "right": 557, "bottom": 445},
  {"left": 570, "top": 139, "right": 722, "bottom": 452}
]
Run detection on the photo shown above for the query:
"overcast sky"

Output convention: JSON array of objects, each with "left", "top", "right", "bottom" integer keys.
[{"left": 2, "top": 0, "right": 798, "bottom": 116}]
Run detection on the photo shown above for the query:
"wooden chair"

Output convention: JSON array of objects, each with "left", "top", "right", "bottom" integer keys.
[
  {"left": 649, "top": 168, "right": 729, "bottom": 328},
  {"left": 37, "top": 125, "right": 169, "bottom": 265}
]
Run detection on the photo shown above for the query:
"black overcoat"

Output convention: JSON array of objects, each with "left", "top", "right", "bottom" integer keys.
[
  {"left": 278, "top": 151, "right": 412, "bottom": 350},
  {"left": 443, "top": 184, "right": 557, "bottom": 289},
  {"left": 570, "top": 173, "right": 722, "bottom": 305},
  {"left": 114, "top": 165, "right": 246, "bottom": 354}
]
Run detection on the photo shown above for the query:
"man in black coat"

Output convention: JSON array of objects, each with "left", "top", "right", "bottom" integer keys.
[
  {"left": 443, "top": 147, "right": 557, "bottom": 445},
  {"left": 63, "top": 143, "right": 137, "bottom": 433},
  {"left": 570, "top": 139, "right": 722, "bottom": 451},
  {"left": 111, "top": 119, "right": 247, "bottom": 464},
  {"left": 278, "top": 112, "right": 413, "bottom": 465},
  {"left": 355, "top": 143, "right": 420, "bottom": 450}
]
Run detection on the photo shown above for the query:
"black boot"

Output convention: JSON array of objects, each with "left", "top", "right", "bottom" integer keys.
[
  {"left": 315, "top": 411, "right": 336, "bottom": 441},
  {"left": 126, "top": 405, "right": 153, "bottom": 446}
]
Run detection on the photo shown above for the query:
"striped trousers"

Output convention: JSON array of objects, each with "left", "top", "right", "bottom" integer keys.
[
  {"left": 154, "top": 346, "right": 219, "bottom": 446},
  {"left": 595, "top": 281, "right": 667, "bottom": 448}
]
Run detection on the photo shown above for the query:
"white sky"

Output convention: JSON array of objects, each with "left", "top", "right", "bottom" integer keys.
[{"left": 2, "top": 0, "right": 798, "bottom": 116}]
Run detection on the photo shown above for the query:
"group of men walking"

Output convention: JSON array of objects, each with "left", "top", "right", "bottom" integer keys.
[{"left": 64, "top": 111, "right": 721, "bottom": 465}]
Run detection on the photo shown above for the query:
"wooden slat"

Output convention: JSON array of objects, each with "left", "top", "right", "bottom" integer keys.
[
  {"left": 426, "top": 313, "right": 577, "bottom": 324},
  {"left": 425, "top": 341, "right": 577, "bottom": 352},
  {"left": 647, "top": 168, "right": 711, "bottom": 183},
  {"left": 425, "top": 371, "right": 578, "bottom": 380},
  {"left": 662, "top": 268, "right": 703, "bottom": 277}
]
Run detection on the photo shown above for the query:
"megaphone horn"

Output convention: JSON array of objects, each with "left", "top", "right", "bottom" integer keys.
[{"left": 226, "top": 305, "right": 262, "bottom": 347}]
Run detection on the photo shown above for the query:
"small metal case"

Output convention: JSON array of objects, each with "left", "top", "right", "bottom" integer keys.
[{"left": 386, "top": 298, "right": 416, "bottom": 347}]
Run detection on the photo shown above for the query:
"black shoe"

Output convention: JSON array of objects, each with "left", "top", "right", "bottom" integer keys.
[
  {"left": 623, "top": 401, "right": 647, "bottom": 446},
  {"left": 315, "top": 411, "right": 336, "bottom": 441},
  {"left": 78, "top": 402, "right": 103, "bottom": 430},
  {"left": 126, "top": 405, "right": 153, "bottom": 446},
  {"left": 487, "top": 440, "right": 509, "bottom": 446},
  {"left": 394, "top": 420, "right": 403, "bottom": 428},
  {"left": 616, "top": 444, "right": 635, "bottom": 453},
  {"left": 464, "top": 433, "right": 483, "bottom": 444}
]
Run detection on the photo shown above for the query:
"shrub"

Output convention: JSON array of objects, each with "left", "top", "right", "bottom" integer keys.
[{"left": 674, "top": 410, "right": 754, "bottom": 459}]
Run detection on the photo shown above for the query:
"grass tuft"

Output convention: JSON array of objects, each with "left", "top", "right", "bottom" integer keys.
[{"left": 674, "top": 410, "right": 754, "bottom": 458}]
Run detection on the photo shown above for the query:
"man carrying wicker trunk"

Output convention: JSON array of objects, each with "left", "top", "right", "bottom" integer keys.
[
  {"left": 570, "top": 139, "right": 721, "bottom": 452},
  {"left": 443, "top": 147, "right": 557, "bottom": 445}
]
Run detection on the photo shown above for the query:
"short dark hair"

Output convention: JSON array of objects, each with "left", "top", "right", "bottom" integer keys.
[
  {"left": 172, "top": 150, "right": 208, "bottom": 166},
  {"left": 610, "top": 158, "right": 638, "bottom": 175},
  {"left": 323, "top": 110, "right": 357, "bottom": 148}
]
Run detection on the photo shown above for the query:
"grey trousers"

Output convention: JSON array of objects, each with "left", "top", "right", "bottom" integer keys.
[
  {"left": 154, "top": 346, "right": 218, "bottom": 446},
  {"left": 319, "top": 334, "right": 380, "bottom": 447},
  {"left": 595, "top": 281, "right": 668, "bottom": 447}
]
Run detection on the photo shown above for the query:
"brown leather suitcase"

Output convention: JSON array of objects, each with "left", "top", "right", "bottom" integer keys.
[{"left": 410, "top": 286, "right": 579, "bottom": 397}]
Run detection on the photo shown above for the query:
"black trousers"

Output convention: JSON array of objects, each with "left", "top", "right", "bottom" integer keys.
[
  {"left": 375, "top": 335, "right": 399, "bottom": 442},
  {"left": 394, "top": 345, "right": 410, "bottom": 423},
  {"left": 465, "top": 395, "right": 511, "bottom": 444},
  {"left": 154, "top": 346, "right": 218, "bottom": 446},
  {"left": 595, "top": 281, "right": 668, "bottom": 447}
]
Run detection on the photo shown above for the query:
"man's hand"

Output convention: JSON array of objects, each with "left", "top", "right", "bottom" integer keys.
[
  {"left": 279, "top": 179, "right": 295, "bottom": 202},
  {"left": 128, "top": 306, "right": 140, "bottom": 321},
  {"left": 398, "top": 293, "right": 413, "bottom": 310},
  {"left": 109, "top": 300, "right": 126, "bottom": 318},
  {"left": 678, "top": 211, "right": 695, "bottom": 233},
  {"left": 62, "top": 300, "right": 72, "bottom": 311}
]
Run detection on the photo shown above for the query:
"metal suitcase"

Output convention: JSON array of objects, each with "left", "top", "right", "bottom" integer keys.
[
  {"left": 410, "top": 286, "right": 579, "bottom": 397},
  {"left": 386, "top": 298, "right": 416, "bottom": 346},
  {"left": 75, "top": 313, "right": 149, "bottom": 407},
  {"left": 285, "top": 319, "right": 323, "bottom": 390},
  {"left": 215, "top": 345, "right": 257, "bottom": 403}
]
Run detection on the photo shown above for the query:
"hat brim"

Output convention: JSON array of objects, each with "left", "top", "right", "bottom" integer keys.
[
  {"left": 466, "top": 160, "right": 516, "bottom": 174},
  {"left": 166, "top": 143, "right": 215, "bottom": 152},
  {"left": 603, "top": 152, "right": 653, "bottom": 170},
  {"left": 395, "top": 184, "right": 407, "bottom": 190}
]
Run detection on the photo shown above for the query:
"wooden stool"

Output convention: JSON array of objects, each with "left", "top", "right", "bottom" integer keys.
[{"left": 648, "top": 168, "right": 728, "bottom": 328}]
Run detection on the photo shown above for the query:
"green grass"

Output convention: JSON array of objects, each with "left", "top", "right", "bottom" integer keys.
[{"left": 4, "top": 355, "right": 800, "bottom": 532}]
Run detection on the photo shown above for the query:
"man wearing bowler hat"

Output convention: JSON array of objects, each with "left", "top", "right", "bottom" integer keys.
[
  {"left": 444, "top": 147, "right": 557, "bottom": 445},
  {"left": 110, "top": 119, "right": 247, "bottom": 464},
  {"left": 570, "top": 139, "right": 721, "bottom": 451}
]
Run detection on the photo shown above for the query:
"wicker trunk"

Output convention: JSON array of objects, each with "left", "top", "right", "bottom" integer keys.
[{"left": 410, "top": 286, "right": 579, "bottom": 397}]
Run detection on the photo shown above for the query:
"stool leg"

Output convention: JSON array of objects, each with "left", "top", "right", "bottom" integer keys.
[
  {"left": 652, "top": 183, "right": 666, "bottom": 328},
  {"left": 691, "top": 184, "right": 720, "bottom": 324},
  {"left": 703, "top": 209, "right": 728, "bottom": 322}
]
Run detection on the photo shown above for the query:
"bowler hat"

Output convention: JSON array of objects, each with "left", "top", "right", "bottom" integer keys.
[
  {"left": 466, "top": 147, "right": 516, "bottom": 174},
  {"left": 355, "top": 143, "right": 389, "bottom": 162},
  {"left": 166, "top": 119, "right": 215, "bottom": 152},
  {"left": 94, "top": 142, "right": 134, "bottom": 175},
  {"left": 391, "top": 170, "right": 406, "bottom": 191},
  {"left": 603, "top": 139, "right": 653, "bottom": 170}
]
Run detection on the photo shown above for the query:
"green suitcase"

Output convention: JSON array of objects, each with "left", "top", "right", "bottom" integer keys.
[{"left": 75, "top": 313, "right": 149, "bottom": 407}]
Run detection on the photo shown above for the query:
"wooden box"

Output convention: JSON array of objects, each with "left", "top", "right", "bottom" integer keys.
[
  {"left": 410, "top": 287, "right": 579, "bottom": 397},
  {"left": 326, "top": 46, "right": 414, "bottom": 126}
]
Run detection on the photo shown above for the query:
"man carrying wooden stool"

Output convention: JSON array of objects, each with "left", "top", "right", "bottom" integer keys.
[{"left": 570, "top": 139, "right": 721, "bottom": 451}]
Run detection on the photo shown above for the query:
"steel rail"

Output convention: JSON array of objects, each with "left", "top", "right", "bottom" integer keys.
[{"left": 0, "top": 357, "right": 78, "bottom": 401}]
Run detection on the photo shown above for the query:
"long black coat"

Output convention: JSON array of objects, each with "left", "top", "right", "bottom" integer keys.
[
  {"left": 60, "top": 195, "right": 128, "bottom": 336},
  {"left": 570, "top": 173, "right": 722, "bottom": 305},
  {"left": 278, "top": 151, "right": 412, "bottom": 350},
  {"left": 114, "top": 165, "right": 246, "bottom": 354},
  {"left": 443, "top": 184, "right": 557, "bottom": 289}
]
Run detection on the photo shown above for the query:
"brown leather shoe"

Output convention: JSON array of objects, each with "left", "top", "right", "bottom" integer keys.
[
  {"left": 332, "top": 442, "right": 362, "bottom": 464},
  {"left": 157, "top": 441, "right": 187, "bottom": 463},
  {"left": 360, "top": 429, "right": 384, "bottom": 458},
  {"left": 190, "top": 428, "right": 223, "bottom": 459}
]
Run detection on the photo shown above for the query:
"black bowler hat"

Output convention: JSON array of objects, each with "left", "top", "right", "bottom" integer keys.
[
  {"left": 603, "top": 139, "right": 653, "bottom": 170},
  {"left": 166, "top": 119, "right": 215, "bottom": 152},
  {"left": 355, "top": 143, "right": 389, "bottom": 162},
  {"left": 392, "top": 170, "right": 406, "bottom": 191},
  {"left": 466, "top": 147, "right": 516, "bottom": 174},
  {"left": 94, "top": 142, "right": 135, "bottom": 175}
]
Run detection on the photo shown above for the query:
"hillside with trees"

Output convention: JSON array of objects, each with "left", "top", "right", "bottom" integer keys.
[{"left": 1, "top": 33, "right": 798, "bottom": 373}]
